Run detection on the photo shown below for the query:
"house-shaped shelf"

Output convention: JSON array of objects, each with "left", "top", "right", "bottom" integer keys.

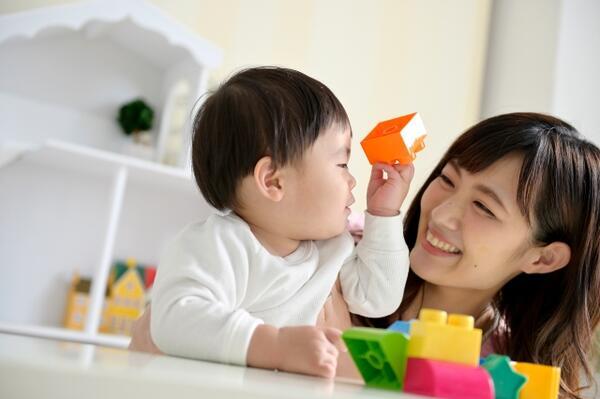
[
  {"left": 0, "top": 0, "right": 221, "bottom": 347},
  {"left": 0, "top": 0, "right": 222, "bottom": 168}
]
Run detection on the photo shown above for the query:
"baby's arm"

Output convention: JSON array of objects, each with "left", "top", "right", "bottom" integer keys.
[
  {"left": 132, "top": 304, "right": 342, "bottom": 378},
  {"left": 150, "top": 234, "right": 261, "bottom": 365},
  {"left": 151, "top": 225, "right": 342, "bottom": 377},
  {"left": 339, "top": 163, "right": 414, "bottom": 317}
]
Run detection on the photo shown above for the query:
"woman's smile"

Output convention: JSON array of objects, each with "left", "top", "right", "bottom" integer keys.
[{"left": 421, "top": 228, "right": 462, "bottom": 257}]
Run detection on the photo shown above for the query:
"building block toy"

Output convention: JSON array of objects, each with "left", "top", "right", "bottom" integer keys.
[
  {"left": 403, "top": 358, "right": 494, "bottom": 399},
  {"left": 481, "top": 354, "right": 527, "bottom": 399},
  {"left": 408, "top": 308, "right": 482, "bottom": 366},
  {"left": 513, "top": 362, "right": 560, "bottom": 399},
  {"left": 342, "top": 327, "right": 409, "bottom": 390},
  {"left": 360, "top": 112, "right": 426, "bottom": 165},
  {"left": 387, "top": 320, "right": 412, "bottom": 335}
]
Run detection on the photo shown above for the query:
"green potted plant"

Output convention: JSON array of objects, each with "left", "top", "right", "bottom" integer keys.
[{"left": 117, "top": 99, "right": 154, "bottom": 143}]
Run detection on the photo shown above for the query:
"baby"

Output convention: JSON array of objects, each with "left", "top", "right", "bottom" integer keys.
[{"left": 150, "top": 66, "right": 413, "bottom": 378}]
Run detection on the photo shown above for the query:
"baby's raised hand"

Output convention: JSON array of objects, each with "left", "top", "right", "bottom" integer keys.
[
  {"left": 366, "top": 162, "right": 415, "bottom": 217},
  {"left": 275, "top": 326, "right": 343, "bottom": 379}
]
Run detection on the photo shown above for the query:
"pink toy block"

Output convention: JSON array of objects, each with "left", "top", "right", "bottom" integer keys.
[{"left": 404, "top": 358, "right": 494, "bottom": 399}]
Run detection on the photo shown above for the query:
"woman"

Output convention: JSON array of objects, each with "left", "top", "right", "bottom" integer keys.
[{"left": 130, "top": 113, "right": 600, "bottom": 399}]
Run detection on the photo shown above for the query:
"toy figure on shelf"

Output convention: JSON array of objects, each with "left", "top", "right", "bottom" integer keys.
[
  {"left": 63, "top": 273, "right": 92, "bottom": 331},
  {"left": 63, "top": 258, "right": 156, "bottom": 336},
  {"left": 342, "top": 308, "right": 560, "bottom": 399},
  {"left": 102, "top": 258, "right": 156, "bottom": 335}
]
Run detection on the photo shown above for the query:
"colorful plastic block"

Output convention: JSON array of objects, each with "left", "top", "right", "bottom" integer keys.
[
  {"left": 482, "top": 354, "right": 527, "bottom": 399},
  {"left": 408, "top": 308, "right": 482, "bottom": 366},
  {"left": 387, "top": 320, "right": 412, "bottom": 335},
  {"left": 513, "top": 362, "right": 560, "bottom": 399},
  {"left": 360, "top": 112, "right": 426, "bottom": 165},
  {"left": 342, "top": 327, "right": 409, "bottom": 390},
  {"left": 404, "top": 358, "right": 494, "bottom": 399}
]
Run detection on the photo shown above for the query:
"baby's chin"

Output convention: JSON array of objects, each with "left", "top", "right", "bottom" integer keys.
[{"left": 311, "top": 223, "right": 347, "bottom": 241}]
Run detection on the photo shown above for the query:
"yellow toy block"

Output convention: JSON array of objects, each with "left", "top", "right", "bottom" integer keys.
[
  {"left": 514, "top": 362, "right": 560, "bottom": 399},
  {"left": 408, "top": 308, "right": 482, "bottom": 366}
]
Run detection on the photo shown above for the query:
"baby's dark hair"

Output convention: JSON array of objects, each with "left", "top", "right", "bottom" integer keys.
[{"left": 191, "top": 66, "right": 350, "bottom": 210}]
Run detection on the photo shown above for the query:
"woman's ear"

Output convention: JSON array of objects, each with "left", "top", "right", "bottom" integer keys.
[
  {"left": 523, "top": 242, "right": 571, "bottom": 274},
  {"left": 253, "top": 156, "right": 284, "bottom": 202}
]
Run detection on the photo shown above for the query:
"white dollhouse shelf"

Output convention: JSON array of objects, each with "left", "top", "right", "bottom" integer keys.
[
  {"left": 0, "top": 0, "right": 220, "bottom": 348},
  {"left": 0, "top": 0, "right": 222, "bottom": 167}
]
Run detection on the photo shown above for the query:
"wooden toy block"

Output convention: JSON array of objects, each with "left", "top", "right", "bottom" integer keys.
[
  {"left": 360, "top": 112, "right": 426, "bottom": 165},
  {"left": 481, "top": 354, "right": 527, "bottom": 399},
  {"left": 408, "top": 308, "right": 482, "bottom": 366},
  {"left": 342, "top": 327, "right": 409, "bottom": 390},
  {"left": 513, "top": 362, "right": 560, "bottom": 399},
  {"left": 403, "top": 358, "right": 494, "bottom": 399}
]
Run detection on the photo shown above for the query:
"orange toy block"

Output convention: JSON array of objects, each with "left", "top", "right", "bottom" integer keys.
[
  {"left": 408, "top": 308, "right": 482, "bottom": 367},
  {"left": 360, "top": 112, "right": 426, "bottom": 165},
  {"left": 513, "top": 362, "right": 560, "bottom": 399}
]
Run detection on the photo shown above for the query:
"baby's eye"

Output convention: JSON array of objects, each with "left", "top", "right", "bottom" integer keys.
[{"left": 337, "top": 163, "right": 348, "bottom": 169}]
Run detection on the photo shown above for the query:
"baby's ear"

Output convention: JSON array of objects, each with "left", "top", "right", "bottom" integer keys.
[
  {"left": 522, "top": 241, "right": 571, "bottom": 274},
  {"left": 253, "top": 156, "right": 284, "bottom": 202}
]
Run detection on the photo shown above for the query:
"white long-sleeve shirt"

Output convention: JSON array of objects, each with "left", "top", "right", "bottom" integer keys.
[{"left": 151, "top": 211, "right": 409, "bottom": 365}]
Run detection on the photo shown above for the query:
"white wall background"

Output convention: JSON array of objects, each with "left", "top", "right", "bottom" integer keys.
[
  {"left": 481, "top": 0, "right": 600, "bottom": 146},
  {"left": 552, "top": 0, "right": 600, "bottom": 145},
  {"left": 0, "top": 0, "right": 492, "bottom": 212}
]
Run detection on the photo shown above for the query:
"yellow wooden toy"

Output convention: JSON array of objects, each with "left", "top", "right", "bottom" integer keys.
[
  {"left": 101, "top": 259, "right": 147, "bottom": 335},
  {"left": 64, "top": 258, "right": 155, "bottom": 336},
  {"left": 63, "top": 273, "right": 92, "bottom": 331}
]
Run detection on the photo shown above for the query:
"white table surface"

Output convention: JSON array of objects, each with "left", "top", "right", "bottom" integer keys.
[{"left": 0, "top": 332, "right": 427, "bottom": 399}]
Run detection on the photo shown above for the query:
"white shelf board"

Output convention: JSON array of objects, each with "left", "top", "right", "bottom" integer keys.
[
  {"left": 1, "top": 139, "right": 193, "bottom": 182},
  {"left": 0, "top": 323, "right": 130, "bottom": 349}
]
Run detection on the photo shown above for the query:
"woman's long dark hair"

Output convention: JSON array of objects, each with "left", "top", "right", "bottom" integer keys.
[{"left": 354, "top": 113, "right": 600, "bottom": 398}]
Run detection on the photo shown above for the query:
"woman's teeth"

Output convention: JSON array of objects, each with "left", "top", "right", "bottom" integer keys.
[{"left": 426, "top": 231, "right": 461, "bottom": 254}]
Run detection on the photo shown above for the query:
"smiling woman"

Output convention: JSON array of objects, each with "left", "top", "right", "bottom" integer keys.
[{"left": 355, "top": 112, "right": 600, "bottom": 399}]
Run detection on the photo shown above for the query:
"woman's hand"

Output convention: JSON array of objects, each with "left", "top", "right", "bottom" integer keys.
[{"left": 366, "top": 162, "right": 415, "bottom": 216}]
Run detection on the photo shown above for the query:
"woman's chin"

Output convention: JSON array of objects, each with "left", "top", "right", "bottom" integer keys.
[{"left": 410, "top": 247, "right": 448, "bottom": 281}]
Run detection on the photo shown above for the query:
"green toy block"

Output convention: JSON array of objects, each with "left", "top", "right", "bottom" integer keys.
[
  {"left": 342, "top": 327, "right": 409, "bottom": 390},
  {"left": 482, "top": 354, "right": 527, "bottom": 399}
]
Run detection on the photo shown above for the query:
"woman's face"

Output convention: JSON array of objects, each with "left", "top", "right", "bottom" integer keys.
[{"left": 410, "top": 154, "right": 534, "bottom": 291}]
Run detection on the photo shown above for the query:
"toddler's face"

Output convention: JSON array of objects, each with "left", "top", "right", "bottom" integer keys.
[{"left": 284, "top": 124, "right": 356, "bottom": 240}]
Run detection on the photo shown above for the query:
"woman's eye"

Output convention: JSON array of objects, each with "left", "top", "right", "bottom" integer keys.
[
  {"left": 439, "top": 173, "right": 454, "bottom": 187},
  {"left": 337, "top": 163, "right": 348, "bottom": 169},
  {"left": 474, "top": 201, "right": 495, "bottom": 218}
]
